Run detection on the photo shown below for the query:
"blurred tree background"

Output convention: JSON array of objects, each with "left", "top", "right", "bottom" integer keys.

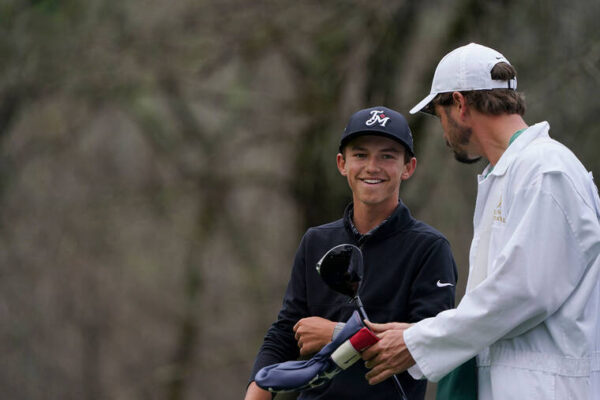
[{"left": 0, "top": 0, "right": 599, "bottom": 399}]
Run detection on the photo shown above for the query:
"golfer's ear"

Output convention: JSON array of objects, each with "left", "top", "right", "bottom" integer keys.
[
  {"left": 337, "top": 153, "right": 347, "bottom": 176},
  {"left": 401, "top": 157, "right": 417, "bottom": 180}
]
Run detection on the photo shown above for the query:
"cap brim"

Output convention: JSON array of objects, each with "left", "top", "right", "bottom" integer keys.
[
  {"left": 340, "top": 131, "right": 414, "bottom": 156},
  {"left": 409, "top": 93, "right": 436, "bottom": 115}
]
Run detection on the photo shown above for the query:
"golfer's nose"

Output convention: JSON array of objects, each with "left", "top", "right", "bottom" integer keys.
[{"left": 365, "top": 156, "right": 380, "bottom": 172}]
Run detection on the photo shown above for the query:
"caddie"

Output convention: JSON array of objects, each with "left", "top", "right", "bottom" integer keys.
[{"left": 362, "top": 43, "right": 600, "bottom": 400}]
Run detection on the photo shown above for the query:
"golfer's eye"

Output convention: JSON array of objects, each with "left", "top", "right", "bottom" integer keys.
[{"left": 353, "top": 153, "right": 367, "bottom": 159}]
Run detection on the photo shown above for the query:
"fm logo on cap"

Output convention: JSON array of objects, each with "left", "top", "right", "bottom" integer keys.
[{"left": 365, "top": 110, "right": 390, "bottom": 128}]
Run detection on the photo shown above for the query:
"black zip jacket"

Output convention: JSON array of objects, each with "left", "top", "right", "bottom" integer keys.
[{"left": 250, "top": 201, "right": 458, "bottom": 399}]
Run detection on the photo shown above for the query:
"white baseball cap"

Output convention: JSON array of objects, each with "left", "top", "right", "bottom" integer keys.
[{"left": 409, "top": 43, "right": 517, "bottom": 114}]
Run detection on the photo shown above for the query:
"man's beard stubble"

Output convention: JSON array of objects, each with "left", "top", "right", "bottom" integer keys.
[
  {"left": 454, "top": 149, "right": 481, "bottom": 164},
  {"left": 446, "top": 113, "right": 482, "bottom": 164}
]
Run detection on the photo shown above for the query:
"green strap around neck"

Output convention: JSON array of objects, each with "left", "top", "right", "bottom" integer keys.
[
  {"left": 508, "top": 128, "right": 527, "bottom": 146},
  {"left": 484, "top": 128, "right": 528, "bottom": 178}
]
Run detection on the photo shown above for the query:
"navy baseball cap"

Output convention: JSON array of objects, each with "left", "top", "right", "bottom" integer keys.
[{"left": 339, "top": 106, "right": 414, "bottom": 156}]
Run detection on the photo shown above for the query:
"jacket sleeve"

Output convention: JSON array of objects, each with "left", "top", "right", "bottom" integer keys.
[
  {"left": 249, "top": 233, "right": 309, "bottom": 382},
  {"left": 407, "top": 237, "right": 458, "bottom": 323},
  {"left": 404, "top": 171, "right": 600, "bottom": 381}
]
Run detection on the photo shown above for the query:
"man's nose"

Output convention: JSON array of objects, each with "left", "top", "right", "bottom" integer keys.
[{"left": 365, "top": 156, "right": 380, "bottom": 171}]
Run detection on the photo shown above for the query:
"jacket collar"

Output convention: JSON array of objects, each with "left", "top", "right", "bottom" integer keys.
[
  {"left": 480, "top": 121, "right": 550, "bottom": 181},
  {"left": 343, "top": 200, "right": 414, "bottom": 245}
]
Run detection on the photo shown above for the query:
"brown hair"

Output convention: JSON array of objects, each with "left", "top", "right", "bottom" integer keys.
[{"left": 431, "top": 62, "right": 526, "bottom": 116}]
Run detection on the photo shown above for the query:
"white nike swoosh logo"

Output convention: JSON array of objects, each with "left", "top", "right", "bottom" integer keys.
[{"left": 436, "top": 280, "right": 454, "bottom": 287}]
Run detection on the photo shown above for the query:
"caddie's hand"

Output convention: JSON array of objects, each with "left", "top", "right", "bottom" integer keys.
[
  {"left": 361, "top": 321, "right": 415, "bottom": 385},
  {"left": 293, "top": 317, "right": 337, "bottom": 357}
]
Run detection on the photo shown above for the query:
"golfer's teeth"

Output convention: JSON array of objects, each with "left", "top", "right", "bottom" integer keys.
[{"left": 364, "top": 179, "right": 382, "bottom": 184}]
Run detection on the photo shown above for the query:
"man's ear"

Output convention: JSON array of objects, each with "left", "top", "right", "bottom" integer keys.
[
  {"left": 336, "top": 153, "right": 347, "bottom": 176},
  {"left": 452, "top": 91, "right": 468, "bottom": 119},
  {"left": 401, "top": 157, "right": 417, "bottom": 180}
]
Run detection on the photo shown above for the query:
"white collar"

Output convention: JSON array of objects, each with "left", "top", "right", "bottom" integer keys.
[{"left": 479, "top": 121, "right": 550, "bottom": 182}]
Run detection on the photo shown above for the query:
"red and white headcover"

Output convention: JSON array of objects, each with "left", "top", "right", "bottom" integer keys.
[{"left": 330, "top": 327, "right": 379, "bottom": 370}]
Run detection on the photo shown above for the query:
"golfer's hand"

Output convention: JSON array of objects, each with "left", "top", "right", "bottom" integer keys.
[
  {"left": 293, "top": 317, "right": 336, "bottom": 356},
  {"left": 244, "top": 382, "right": 271, "bottom": 400},
  {"left": 361, "top": 321, "right": 415, "bottom": 385}
]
